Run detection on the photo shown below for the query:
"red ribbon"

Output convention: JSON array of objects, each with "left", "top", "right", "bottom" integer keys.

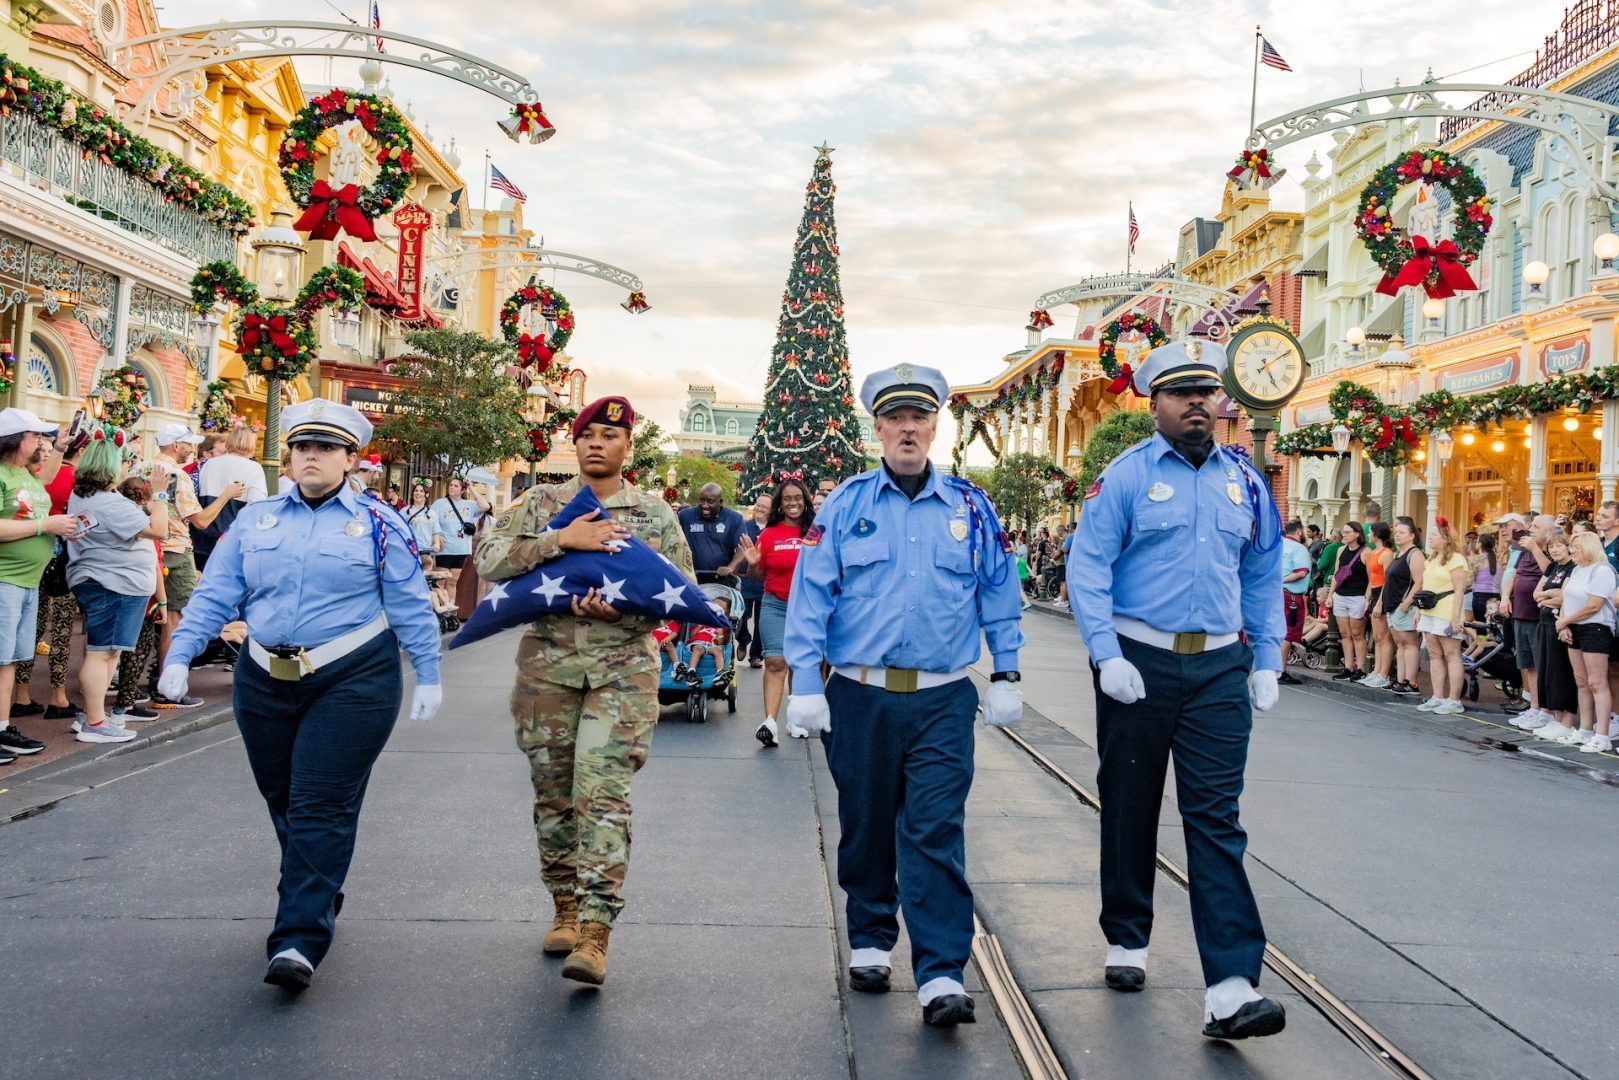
[
  {"left": 1376, "top": 236, "right": 1478, "bottom": 298},
  {"left": 241, "top": 313, "right": 296, "bottom": 357},
  {"left": 1105, "top": 364, "right": 1135, "bottom": 395},
  {"left": 1371, "top": 415, "right": 1394, "bottom": 451},
  {"left": 1398, "top": 416, "right": 1420, "bottom": 447},
  {"left": 1370, "top": 415, "right": 1421, "bottom": 453},
  {"left": 293, "top": 181, "right": 377, "bottom": 242},
  {"left": 516, "top": 334, "right": 553, "bottom": 371},
  {"left": 517, "top": 105, "right": 554, "bottom": 137}
]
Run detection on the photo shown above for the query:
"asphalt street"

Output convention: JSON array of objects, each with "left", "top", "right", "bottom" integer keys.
[{"left": 3, "top": 611, "right": 1614, "bottom": 1078}]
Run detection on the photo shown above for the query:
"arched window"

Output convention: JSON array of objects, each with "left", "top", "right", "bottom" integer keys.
[
  {"left": 1540, "top": 201, "right": 1563, "bottom": 299},
  {"left": 128, "top": 357, "right": 164, "bottom": 410},
  {"left": 26, "top": 334, "right": 63, "bottom": 395},
  {"left": 690, "top": 412, "right": 707, "bottom": 432},
  {"left": 1563, "top": 195, "right": 1585, "bottom": 298},
  {"left": 725, "top": 418, "right": 739, "bottom": 436}
]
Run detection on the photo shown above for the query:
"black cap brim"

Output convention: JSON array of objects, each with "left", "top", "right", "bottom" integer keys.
[{"left": 873, "top": 393, "right": 940, "bottom": 415}]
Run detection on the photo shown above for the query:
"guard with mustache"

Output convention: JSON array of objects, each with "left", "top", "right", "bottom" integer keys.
[{"left": 1067, "top": 339, "right": 1287, "bottom": 1041}]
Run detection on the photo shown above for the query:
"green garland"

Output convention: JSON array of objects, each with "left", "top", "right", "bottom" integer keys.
[
  {"left": 190, "top": 261, "right": 257, "bottom": 313},
  {"left": 0, "top": 54, "right": 255, "bottom": 237},
  {"left": 297, "top": 265, "right": 366, "bottom": 315},
  {"left": 279, "top": 90, "right": 415, "bottom": 224},
  {"left": 197, "top": 380, "right": 235, "bottom": 433},
  {"left": 1355, "top": 149, "right": 1492, "bottom": 295},
  {"left": 1275, "top": 369, "right": 1619, "bottom": 467}
]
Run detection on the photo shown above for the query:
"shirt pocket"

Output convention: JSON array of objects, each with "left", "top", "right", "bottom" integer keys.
[
  {"left": 1215, "top": 507, "right": 1254, "bottom": 555},
  {"left": 1133, "top": 504, "right": 1191, "bottom": 546},
  {"left": 839, "top": 537, "right": 891, "bottom": 597},
  {"left": 237, "top": 533, "right": 284, "bottom": 591},
  {"left": 319, "top": 536, "right": 374, "bottom": 567},
  {"left": 933, "top": 543, "right": 974, "bottom": 609}
]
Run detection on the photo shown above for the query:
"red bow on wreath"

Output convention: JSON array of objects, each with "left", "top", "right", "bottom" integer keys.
[
  {"left": 1376, "top": 236, "right": 1477, "bottom": 299},
  {"left": 240, "top": 313, "right": 297, "bottom": 357},
  {"left": 1228, "top": 148, "right": 1272, "bottom": 180},
  {"left": 1370, "top": 415, "right": 1421, "bottom": 452},
  {"left": 1106, "top": 364, "right": 1136, "bottom": 396},
  {"left": 516, "top": 333, "right": 554, "bottom": 371},
  {"left": 293, "top": 181, "right": 378, "bottom": 243}
]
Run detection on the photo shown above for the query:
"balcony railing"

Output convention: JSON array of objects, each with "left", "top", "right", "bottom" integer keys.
[{"left": 0, "top": 110, "right": 236, "bottom": 265}]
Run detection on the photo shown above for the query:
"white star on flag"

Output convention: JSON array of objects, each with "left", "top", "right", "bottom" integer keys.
[
  {"left": 532, "top": 574, "right": 569, "bottom": 606},
  {"left": 653, "top": 579, "right": 689, "bottom": 613},
  {"left": 484, "top": 582, "right": 509, "bottom": 610},
  {"left": 599, "top": 574, "right": 628, "bottom": 606}
]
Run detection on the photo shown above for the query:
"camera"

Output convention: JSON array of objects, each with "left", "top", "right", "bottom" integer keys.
[{"left": 462, "top": 523, "right": 477, "bottom": 537}]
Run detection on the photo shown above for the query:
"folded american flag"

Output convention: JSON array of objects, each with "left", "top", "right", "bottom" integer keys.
[{"left": 450, "top": 485, "right": 725, "bottom": 649}]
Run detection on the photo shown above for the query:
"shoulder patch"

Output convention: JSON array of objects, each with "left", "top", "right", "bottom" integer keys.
[
  {"left": 803, "top": 523, "right": 824, "bottom": 547},
  {"left": 494, "top": 511, "right": 515, "bottom": 531},
  {"left": 1084, "top": 477, "right": 1104, "bottom": 500}
]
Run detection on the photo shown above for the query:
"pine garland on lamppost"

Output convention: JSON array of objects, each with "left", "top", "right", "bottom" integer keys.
[{"left": 739, "top": 144, "right": 865, "bottom": 499}]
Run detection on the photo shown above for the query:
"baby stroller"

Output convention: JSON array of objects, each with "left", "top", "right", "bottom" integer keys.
[
  {"left": 656, "top": 582, "right": 741, "bottom": 723},
  {"left": 1460, "top": 616, "right": 1520, "bottom": 703}
]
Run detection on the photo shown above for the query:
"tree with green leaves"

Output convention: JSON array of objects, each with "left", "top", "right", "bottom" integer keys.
[
  {"left": 376, "top": 328, "right": 530, "bottom": 477},
  {"left": 739, "top": 145, "right": 865, "bottom": 499},
  {"left": 628, "top": 416, "right": 674, "bottom": 487},
  {"left": 1077, "top": 409, "right": 1156, "bottom": 491},
  {"left": 985, "top": 452, "right": 1059, "bottom": 530}
]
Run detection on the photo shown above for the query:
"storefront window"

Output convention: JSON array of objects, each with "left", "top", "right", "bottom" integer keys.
[{"left": 1563, "top": 195, "right": 1585, "bottom": 298}]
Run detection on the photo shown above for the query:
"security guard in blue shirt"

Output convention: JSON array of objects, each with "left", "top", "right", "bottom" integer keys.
[
  {"left": 1068, "top": 339, "right": 1287, "bottom": 1040},
  {"left": 785, "top": 363, "right": 1024, "bottom": 1029},
  {"left": 159, "top": 399, "right": 441, "bottom": 992}
]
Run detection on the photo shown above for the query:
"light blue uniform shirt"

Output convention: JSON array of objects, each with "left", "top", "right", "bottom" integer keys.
[
  {"left": 1281, "top": 538, "right": 1313, "bottom": 596},
  {"left": 433, "top": 497, "right": 482, "bottom": 556},
  {"left": 403, "top": 504, "right": 440, "bottom": 551},
  {"left": 1069, "top": 433, "right": 1284, "bottom": 672},
  {"left": 169, "top": 484, "right": 441, "bottom": 685},
  {"left": 785, "top": 465, "right": 1025, "bottom": 691}
]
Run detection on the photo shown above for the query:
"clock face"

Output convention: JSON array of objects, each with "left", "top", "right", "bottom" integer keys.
[{"left": 1226, "top": 326, "right": 1305, "bottom": 410}]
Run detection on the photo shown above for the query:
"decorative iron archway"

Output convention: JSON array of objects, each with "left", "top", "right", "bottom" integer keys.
[{"left": 1035, "top": 273, "right": 1246, "bottom": 336}]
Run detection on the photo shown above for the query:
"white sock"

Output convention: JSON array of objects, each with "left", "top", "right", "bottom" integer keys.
[
  {"left": 1205, "top": 975, "right": 1262, "bottom": 1021},
  {"left": 1106, "top": 944, "right": 1148, "bottom": 969},
  {"left": 850, "top": 947, "right": 891, "bottom": 969},
  {"left": 918, "top": 975, "right": 965, "bottom": 1006},
  {"left": 271, "top": 947, "right": 312, "bottom": 970}
]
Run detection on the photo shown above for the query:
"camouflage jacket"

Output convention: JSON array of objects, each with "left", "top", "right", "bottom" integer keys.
[{"left": 475, "top": 478, "right": 694, "bottom": 688}]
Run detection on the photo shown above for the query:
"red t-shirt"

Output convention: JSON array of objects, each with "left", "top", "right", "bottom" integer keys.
[
  {"left": 758, "top": 523, "right": 808, "bottom": 602},
  {"left": 44, "top": 463, "right": 73, "bottom": 516}
]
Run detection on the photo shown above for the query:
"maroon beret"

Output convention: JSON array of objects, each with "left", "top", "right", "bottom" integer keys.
[{"left": 571, "top": 396, "right": 635, "bottom": 439}]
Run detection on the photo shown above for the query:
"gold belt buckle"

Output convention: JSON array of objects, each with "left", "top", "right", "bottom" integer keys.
[
  {"left": 1173, "top": 632, "right": 1207, "bottom": 655},
  {"left": 267, "top": 648, "right": 315, "bottom": 681},
  {"left": 885, "top": 668, "right": 920, "bottom": 693}
]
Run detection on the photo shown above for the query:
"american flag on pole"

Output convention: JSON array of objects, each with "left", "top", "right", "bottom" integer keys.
[
  {"left": 370, "top": 0, "right": 384, "bottom": 54},
  {"left": 1260, "top": 38, "right": 1292, "bottom": 72},
  {"left": 490, "top": 164, "right": 527, "bottom": 203},
  {"left": 1128, "top": 205, "right": 1139, "bottom": 256}
]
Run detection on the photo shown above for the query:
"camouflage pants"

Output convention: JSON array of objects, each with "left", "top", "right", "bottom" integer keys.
[{"left": 511, "top": 650, "right": 658, "bottom": 927}]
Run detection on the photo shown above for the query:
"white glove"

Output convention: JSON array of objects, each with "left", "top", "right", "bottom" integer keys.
[
  {"left": 983, "top": 680, "right": 1022, "bottom": 728},
  {"left": 786, "top": 693, "right": 832, "bottom": 736},
  {"left": 1097, "top": 658, "right": 1146, "bottom": 704},
  {"left": 1249, "top": 670, "right": 1279, "bottom": 712},
  {"left": 157, "top": 664, "right": 189, "bottom": 703},
  {"left": 410, "top": 683, "right": 443, "bottom": 722}
]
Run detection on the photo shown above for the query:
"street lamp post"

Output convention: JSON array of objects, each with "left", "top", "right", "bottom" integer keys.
[
  {"left": 250, "top": 211, "right": 307, "bottom": 488},
  {"left": 525, "top": 384, "right": 546, "bottom": 484}
]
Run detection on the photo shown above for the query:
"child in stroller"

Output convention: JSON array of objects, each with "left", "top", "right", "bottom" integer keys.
[
  {"left": 1460, "top": 607, "right": 1519, "bottom": 704},
  {"left": 656, "top": 584, "right": 742, "bottom": 721}
]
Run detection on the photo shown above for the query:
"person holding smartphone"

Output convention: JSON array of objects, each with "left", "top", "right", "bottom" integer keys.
[{"left": 430, "top": 476, "right": 489, "bottom": 591}]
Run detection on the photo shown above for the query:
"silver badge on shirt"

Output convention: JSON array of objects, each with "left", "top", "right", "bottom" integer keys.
[{"left": 256, "top": 514, "right": 277, "bottom": 529}]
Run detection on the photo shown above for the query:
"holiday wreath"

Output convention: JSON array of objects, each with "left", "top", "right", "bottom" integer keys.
[
  {"left": 279, "top": 90, "right": 415, "bottom": 242},
  {"left": 1356, "top": 148, "right": 1492, "bottom": 299},
  {"left": 1097, "top": 312, "right": 1169, "bottom": 394},
  {"left": 500, "top": 284, "right": 575, "bottom": 375}
]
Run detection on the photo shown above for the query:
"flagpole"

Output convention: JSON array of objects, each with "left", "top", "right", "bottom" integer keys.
[
  {"left": 1249, "top": 24, "right": 1262, "bottom": 137},
  {"left": 1126, "top": 202, "right": 1132, "bottom": 276},
  {"left": 482, "top": 150, "right": 490, "bottom": 216}
]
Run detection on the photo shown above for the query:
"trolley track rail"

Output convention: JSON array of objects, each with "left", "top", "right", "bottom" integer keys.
[{"left": 994, "top": 725, "right": 1438, "bottom": 1080}]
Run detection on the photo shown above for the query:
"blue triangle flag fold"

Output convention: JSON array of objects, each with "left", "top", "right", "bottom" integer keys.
[{"left": 449, "top": 485, "right": 725, "bottom": 649}]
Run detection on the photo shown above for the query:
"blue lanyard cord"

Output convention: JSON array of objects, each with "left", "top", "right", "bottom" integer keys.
[
  {"left": 1243, "top": 469, "right": 1282, "bottom": 555},
  {"left": 368, "top": 505, "right": 423, "bottom": 585},
  {"left": 949, "top": 479, "right": 1011, "bottom": 590}
]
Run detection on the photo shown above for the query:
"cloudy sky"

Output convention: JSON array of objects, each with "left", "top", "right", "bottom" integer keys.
[{"left": 161, "top": 0, "right": 1572, "bottom": 454}]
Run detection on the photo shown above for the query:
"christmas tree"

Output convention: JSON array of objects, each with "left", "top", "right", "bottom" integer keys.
[{"left": 740, "top": 144, "right": 865, "bottom": 499}]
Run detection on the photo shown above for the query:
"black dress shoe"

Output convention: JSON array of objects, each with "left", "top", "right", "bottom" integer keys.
[
  {"left": 9, "top": 702, "right": 42, "bottom": 717},
  {"left": 264, "top": 956, "right": 313, "bottom": 991},
  {"left": 849, "top": 965, "right": 890, "bottom": 993},
  {"left": 1202, "top": 997, "right": 1286, "bottom": 1040},
  {"left": 1105, "top": 965, "right": 1145, "bottom": 992},
  {"left": 922, "top": 994, "right": 976, "bottom": 1027},
  {"left": 1277, "top": 671, "right": 1302, "bottom": 685}
]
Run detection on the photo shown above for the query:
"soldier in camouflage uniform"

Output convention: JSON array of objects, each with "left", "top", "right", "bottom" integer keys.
[{"left": 475, "top": 396, "right": 693, "bottom": 986}]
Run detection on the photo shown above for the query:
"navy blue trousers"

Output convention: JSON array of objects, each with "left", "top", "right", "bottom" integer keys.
[
  {"left": 824, "top": 674, "right": 977, "bottom": 987},
  {"left": 1093, "top": 636, "right": 1266, "bottom": 987},
  {"left": 233, "top": 631, "right": 402, "bottom": 966}
]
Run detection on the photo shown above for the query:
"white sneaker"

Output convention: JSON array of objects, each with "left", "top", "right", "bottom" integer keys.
[
  {"left": 1364, "top": 675, "right": 1391, "bottom": 689},
  {"left": 1434, "top": 699, "right": 1465, "bottom": 715},
  {"left": 786, "top": 723, "right": 809, "bottom": 740},
  {"left": 1533, "top": 721, "right": 1569, "bottom": 740},
  {"left": 1557, "top": 728, "right": 1592, "bottom": 746},
  {"left": 75, "top": 719, "right": 135, "bottom": 744},
  {"left": 1513, "top": 715, "right": 1544, "bottom": 730},
  {"left": 755, "top": 717, "right": 778, "bottom": 748},
  {"left": 1580, "top": 734, "right": 1614, "bottom": 754},
  {"left": 1417, "top": 698, "right": 1443, "bottom": 712}
]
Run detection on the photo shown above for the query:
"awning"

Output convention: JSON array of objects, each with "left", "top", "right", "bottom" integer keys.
[
  {"left": 1299, "top": 319, "right": 1326, "bottom": 360},
  {"left": 1366, "top": 297, "right": 1404, "bottom": 339},
  {"left": 336, "top": 242, "right": 443, "bottom": 328},
  {"left": 1298, "top": 245, "right": 1328, "bottom": 278},
  {"left": 1189, "top": 279, "right": 1266, "bottom": 335}
]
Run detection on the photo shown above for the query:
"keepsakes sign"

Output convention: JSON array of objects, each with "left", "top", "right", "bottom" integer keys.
[{"left": 1438, "top": 353, "right": 1519, "bottom": 394}]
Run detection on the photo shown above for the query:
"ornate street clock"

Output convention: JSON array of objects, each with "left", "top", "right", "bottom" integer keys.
[
  {"left": 1220, "top": 308, "right": 1306, "bottom": 474},
  {"left": 1223, "top": 319, "right": 1306, "bottom": 412}
]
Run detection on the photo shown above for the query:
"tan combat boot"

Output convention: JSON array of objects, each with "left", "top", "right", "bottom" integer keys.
[
  {"left": 560, "top": 921, "right": 611, "bottom": 985},
  {"left": 542, "top": 893, "right": 579, "bottom": 955}
]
